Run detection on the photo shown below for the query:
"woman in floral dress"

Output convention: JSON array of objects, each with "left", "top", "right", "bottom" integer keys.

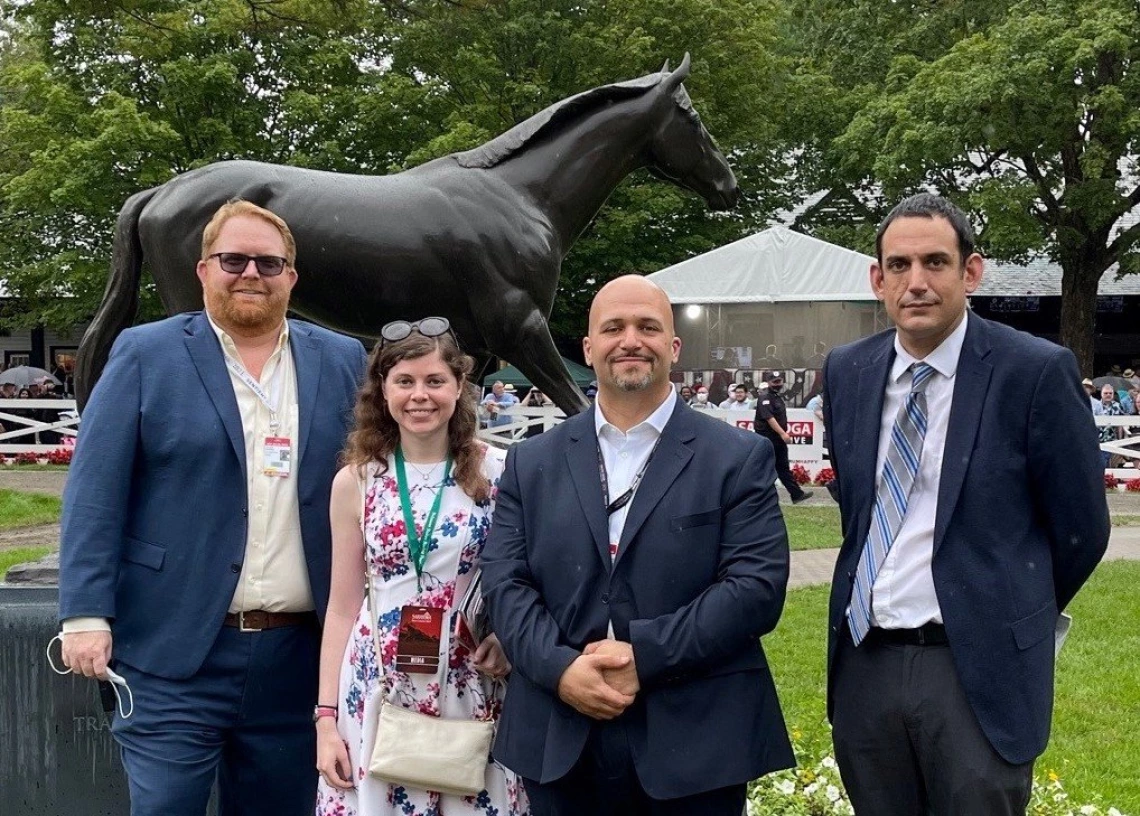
[{"left": 315, "top": 320, "right": 529, "bottom": 816}]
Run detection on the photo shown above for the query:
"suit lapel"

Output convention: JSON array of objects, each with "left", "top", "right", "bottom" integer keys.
[
  {"left": 290, "top": 321, "right": 323, "bottom": 465},
  {"left": 565, "top": 409, "right": 613, "bottom": 570},
  {"left": 183, "top": 313, "right": 246, "bottom": 472},
  {"left": 850, "top": 337, "right": 894, "bottom": 548},
  {"left": 614, "top": 402, "right": 695, "bottom": 569},
  {"left": 934, "top": 313, "right": 993, "bottom": 552}
]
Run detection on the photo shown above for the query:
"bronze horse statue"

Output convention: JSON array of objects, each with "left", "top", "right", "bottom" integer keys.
[{"left": 75, "top": 54, "right": 739, "bottom": 414}]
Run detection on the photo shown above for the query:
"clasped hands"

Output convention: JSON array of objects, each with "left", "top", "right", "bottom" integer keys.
[{"left": 556, "top": 639, "right": 640, "bottom": 720}]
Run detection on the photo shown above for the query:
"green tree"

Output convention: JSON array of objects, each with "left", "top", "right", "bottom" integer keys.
[
  {"left": 788, "top": 0, "right": 1140, "bottom": 373},
  {"left": 0, "top": 0, "right": 800, "bottom": 350}
]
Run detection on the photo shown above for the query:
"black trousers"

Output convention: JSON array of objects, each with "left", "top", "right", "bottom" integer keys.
[
  {"left": 832, "top": 628, "right": 1033, "bottom": 816},
  {"left": 762, "top": 434, "right": 805, "bottom": 500},
  {"left": 523, "top": 718, "right": 747, "bottom": 816}
]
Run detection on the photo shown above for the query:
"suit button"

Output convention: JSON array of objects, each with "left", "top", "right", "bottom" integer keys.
[
  {"left": 242, "top": 507, "right": 248, "bottom": 517},
  {"left": 601, "top": 594, "right": 610, "bottom": 604},
  {"left": 231, "top": 563, "right": 241, "bottom": 573}
]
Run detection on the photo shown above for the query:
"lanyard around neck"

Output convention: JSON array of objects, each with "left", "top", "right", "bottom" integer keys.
[
  {"left": 394, "top": 447, "right": 453, "bottom": 591},
  {"left": 597, "top": 435, "right": 662, "bottom": 516},
  {"left": 224, "top": 353, "right": 286, "bottom": 432}
]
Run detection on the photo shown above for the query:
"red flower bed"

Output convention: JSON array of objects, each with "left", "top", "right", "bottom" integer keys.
[
  {"left": 1127, "top": 478, "right": 1140, "bottom": 492},
  {"left": 46, "top": 448, "right": 72, "bottom": 465},
  {"left": 790, "top": 463, "right": 812, "bottom": 485},
  {"left": 814, "top": 467, "right": 836, "bottom": 486},
  {"left": 14, "top": 451, "right": 40, "bottom": 465},
  {"left": 1105, "top": 472, "right": 1119, "bottom": 489}
]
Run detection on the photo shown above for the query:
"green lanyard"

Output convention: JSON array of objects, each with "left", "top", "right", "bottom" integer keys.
[{"left": 394, "top": 447, "right": 453, "bottom": 591}]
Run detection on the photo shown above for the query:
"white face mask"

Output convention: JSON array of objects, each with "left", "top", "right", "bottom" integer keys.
[
  {"left": 695, "top": 392, "right": 708, "bottom": 403},
  {"left": 46, "top": 634, "right": 134, "bottom": 719}
]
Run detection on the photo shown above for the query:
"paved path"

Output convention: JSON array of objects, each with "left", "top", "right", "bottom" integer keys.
[{"left": 789, "top": 525, "right": 1140, "bottom": 589}]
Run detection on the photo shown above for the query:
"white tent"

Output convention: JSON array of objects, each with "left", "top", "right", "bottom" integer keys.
[{"left": 647, "top": 226, "right": 876, "bottom": 304}]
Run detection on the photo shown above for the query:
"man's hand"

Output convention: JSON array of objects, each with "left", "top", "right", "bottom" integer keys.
[
  {"left": 557, "top": 653, "right": 636, "bottom": 720},
  {"left": 583, "top": 640, "right": 640, "bottom": 696},
  {"left": 781, "top": 432, "right": 792, "bottom": 444},
  {"left": 61, "top": 631, "right": 113, "bottom": 680},
  {"left": 473, "top": 633, "right": 511, "bottom": 679}
]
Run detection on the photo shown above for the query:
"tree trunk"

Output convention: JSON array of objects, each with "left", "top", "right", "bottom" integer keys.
[{"left": 1059, "top": 261, "right": 1101, "bottom": 377}]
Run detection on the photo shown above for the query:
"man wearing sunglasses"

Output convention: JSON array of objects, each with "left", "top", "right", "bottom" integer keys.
[{"left": 58, "top": 199, "right": 368, "bottom": 816}]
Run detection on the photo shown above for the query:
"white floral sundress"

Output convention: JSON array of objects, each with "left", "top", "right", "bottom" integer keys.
[{"left": 315, "top": 445, "right": 529, "bottom": 816}]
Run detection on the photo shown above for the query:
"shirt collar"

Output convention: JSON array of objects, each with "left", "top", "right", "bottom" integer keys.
[
  {"left": 206, "top": 311, "right": 290, "bottom": 357},
  {"left": 890, "top": 309, "right": 969, "bottom": 383},
  {"left": 595, "top": 388, "right": 677, "bottom": 439}
]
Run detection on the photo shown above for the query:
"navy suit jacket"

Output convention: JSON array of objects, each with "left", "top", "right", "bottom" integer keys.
[
  {"left": 58, "top": 312, "right": 367, "bottom": 679},
  {"left": 823, "top": 312, "right": 1109, "bottom": 764},
  {"left": 481, "top": 400, "right": 794, "bottom": 799}
]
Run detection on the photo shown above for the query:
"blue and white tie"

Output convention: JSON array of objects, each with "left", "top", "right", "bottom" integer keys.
[{"left": 847, "top": 362, "right": 936, "bottom": 646}]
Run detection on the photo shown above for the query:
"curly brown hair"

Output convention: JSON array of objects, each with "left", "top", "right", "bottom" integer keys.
[{"left": 342, "top": 332, "right": 490, "bottom": 503}]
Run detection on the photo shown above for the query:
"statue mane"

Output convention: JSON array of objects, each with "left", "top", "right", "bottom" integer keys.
[{"left": 455, "top": 72, "right": 665, "bottom": 170}]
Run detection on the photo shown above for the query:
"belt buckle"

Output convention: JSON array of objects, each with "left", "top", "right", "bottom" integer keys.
[{"left": 238, "top": 611, "right": 263, "bottom": 632}]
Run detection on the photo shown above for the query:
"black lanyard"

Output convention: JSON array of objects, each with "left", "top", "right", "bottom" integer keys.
[{"left": 597, "top": 436, "right": 663, "bottom": 516}]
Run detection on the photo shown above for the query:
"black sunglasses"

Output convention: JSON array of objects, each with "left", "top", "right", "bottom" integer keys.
[
  {"left": 208, "top": 252, "right": 289, "bottom": 277},
  {"left": 380, "top": 316, "right": 456, "bottom": 346}
]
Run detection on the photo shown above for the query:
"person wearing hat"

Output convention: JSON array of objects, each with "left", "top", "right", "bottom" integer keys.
[
  {"left": 1126, "top": 368, "right": 1139, "bottom": 388},
  {"left": 754, "top": 372, "right": 814, "bottom": 504},
  {"left": 1083, "top": 378, "right": 1102, "bottom": 414},
  {"left": 482, "top": 379, "right": 520, "bottom": 427}
]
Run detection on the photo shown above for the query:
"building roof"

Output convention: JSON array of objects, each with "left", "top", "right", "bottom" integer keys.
[{"left": 976, "top": 257, "right": 1140, "bottom": 297}]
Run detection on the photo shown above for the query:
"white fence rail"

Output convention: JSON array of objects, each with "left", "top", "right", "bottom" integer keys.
[
  {"left": 0, "top": 399, "right": 78, "bottom": 454},
  {"left": 1, "top": 401, "right": 1135, "bottom": 482}
]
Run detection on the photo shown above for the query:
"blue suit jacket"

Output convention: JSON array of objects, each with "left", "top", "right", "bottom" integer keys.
[
  {"left": 823, "top": 312, "right": 1109, "bottom": 764},
  {"left": 481, "top": 400, "right": 794, "bottom": 799},
  {"left": 58, "top": 312, "right": 367, "bottom": 679}
]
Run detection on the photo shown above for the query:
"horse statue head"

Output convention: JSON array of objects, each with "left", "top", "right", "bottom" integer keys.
[{"left": 644, "top": 54, "right": 739, "bottom": 211}]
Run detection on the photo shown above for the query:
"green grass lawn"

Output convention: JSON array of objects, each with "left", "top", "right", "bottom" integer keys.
[
  {"left": 0, "top": 488, "right": 62, "bottom": 529},
  {"left": 783, "top": 504, "right": 842, "bottom": 551},
  {"left": 764, "top": 561, "right": 1140, "bottom": 812},
  {"left": 0, "top": 545, "right": 52, "bottom": 576},
  {"left": 1112, "top": 514, "right": 1140, "bottom": 526}
]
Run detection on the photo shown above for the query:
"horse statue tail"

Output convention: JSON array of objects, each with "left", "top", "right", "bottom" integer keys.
[{"left": 74, "top": 187, "right": 157, "bottom": 411}]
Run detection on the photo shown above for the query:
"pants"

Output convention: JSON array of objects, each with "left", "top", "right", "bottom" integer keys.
[
  {"left": 831, "top": 627, "right": 1033, "bottom": 816},
  {"left": 523, "top": 718, "right": 746, "bottom": 816},
  {"left": 111, "top": 620, "right": 321, "bottom": 816},
  {"left": 764, "top": 434, "right": 806, "bottom": 500}
]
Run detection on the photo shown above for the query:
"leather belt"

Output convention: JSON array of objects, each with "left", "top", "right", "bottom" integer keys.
[
  {"left": 862, "top": 623, "right": 948, "bottom": 647},
  {"left": 224, "top": 610, "right": 317, "bottom": 632}
]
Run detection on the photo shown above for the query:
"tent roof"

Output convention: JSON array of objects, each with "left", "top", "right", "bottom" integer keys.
[
  {"left": 648, "top": 226, "right": 876, "bottom": 304},
  {"left": 484, "top": 357, "right": 595, "bottom": 388}
]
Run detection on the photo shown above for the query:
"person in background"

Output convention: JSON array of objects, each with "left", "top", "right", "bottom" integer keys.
[
  {"left": 1084, "top": 378, "right": 1102, "bottom": 414},
  {"left": 754, "top": 372, "right": 814, "bottom": 504},
  {"left": 1098, "top": 383, "right": 1124, "bottom": 469},
  {"left": 689, "top": 384, "right": 714, "bottom": 410},
  {"left": 718, "top": 383, "right": 752, "bottom": 411},
  {"left": 678, "top": 385, "right": 694, "bottom": 405},
  {"left": 482, "top": 380, "right": 520, "bottom": 427}
]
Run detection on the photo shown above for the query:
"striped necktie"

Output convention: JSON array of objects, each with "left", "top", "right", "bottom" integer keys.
[{"left": 847, "top": 361, "right": 937, "bottom": 646}]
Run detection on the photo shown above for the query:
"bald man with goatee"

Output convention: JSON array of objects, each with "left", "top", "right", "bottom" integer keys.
[
  {"left": 482, "top": 275, "right": 794, "bottom": 815},
  {"left": 59, "top": 200, "right": 367, "bottom": 816}
]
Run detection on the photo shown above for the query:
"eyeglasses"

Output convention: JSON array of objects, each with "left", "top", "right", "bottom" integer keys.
[
  {"left": 380, "top": 316, "right": 455, "bottom": 346},
  {"left": 208, "top": 252, "right": 289, "bottom": 277}
]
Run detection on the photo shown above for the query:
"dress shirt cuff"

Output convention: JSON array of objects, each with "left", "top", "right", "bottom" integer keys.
[{"left": 61, "top": 616, "right": 112, "bottom": 633}]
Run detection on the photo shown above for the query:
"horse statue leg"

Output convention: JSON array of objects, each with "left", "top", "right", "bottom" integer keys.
[{"left": 485, "top": 307, "right": 590, "bottom": 417}]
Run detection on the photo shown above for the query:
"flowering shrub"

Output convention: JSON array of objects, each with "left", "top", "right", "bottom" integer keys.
[
  {"left": 790, "top": 463, "right": 812, "bottom": 486},
  {"left": 46, "top": 448, "right": 73, "bottom": 465},
  {"left": 1105, "top": 472, "right": 1119, "bottom": 489},
  {"left": 14, "top": 451, "right": 39, "bottom": 465},
  {"left": 814, "top": 468, "right": 835, "bottom": 486},
  {"left": 747, "top": 729, "right": 1129, "bottom": 816},
  {"left": 1126, "top": 478, "right": 1140, "bottom": 492}
]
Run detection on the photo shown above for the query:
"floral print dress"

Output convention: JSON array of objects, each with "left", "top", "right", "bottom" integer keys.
[{"left": 316, "top": 445, "right": 529, "bottom": 816}]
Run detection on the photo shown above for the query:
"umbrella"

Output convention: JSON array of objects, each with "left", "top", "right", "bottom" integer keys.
[
  {"left": 0, "top": 366, "right": 60, "bottom": 388},
  {"left": 1092, "top": 376, "right": 1134, "bottom": 393}
]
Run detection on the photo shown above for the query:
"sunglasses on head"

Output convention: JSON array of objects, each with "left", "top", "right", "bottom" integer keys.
[
  {"left": 208, "top": 252, "right": 289, "bottom": 277},
  {"left": 380, "top": 316, "right": 456, "bottom": 346}
]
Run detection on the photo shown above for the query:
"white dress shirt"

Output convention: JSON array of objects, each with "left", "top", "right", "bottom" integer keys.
[
  {"left": 868, "top": 313, "right": 968, "bottom": 630},
  {"left": 595, "top": 389, "right": 677, "bottom": 563}
]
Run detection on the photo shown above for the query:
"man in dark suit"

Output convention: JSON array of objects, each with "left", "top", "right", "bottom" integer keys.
[
  {"left": 823, "top": 194, "right": 1109, "bottom": 814},
  {"left": 482, "top": 275, "right": 793, "bottom": 815},
  {"left": 58, "top": 200, "right": 367, "bottom": 816}
]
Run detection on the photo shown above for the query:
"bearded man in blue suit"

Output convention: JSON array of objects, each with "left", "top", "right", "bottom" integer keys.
[{"left": 58, "top": 200, "right": 367, "bottom": 816}]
